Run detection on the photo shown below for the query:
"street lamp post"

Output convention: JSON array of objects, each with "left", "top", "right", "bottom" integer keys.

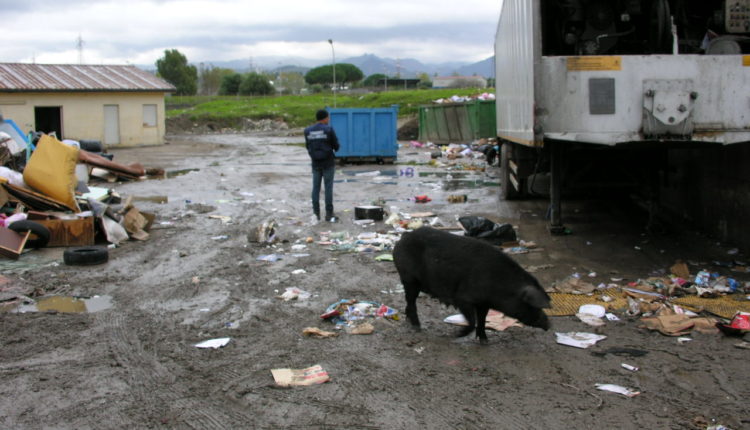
[{"left": 328, "top": 39, "right": 336, "bottom": 107}]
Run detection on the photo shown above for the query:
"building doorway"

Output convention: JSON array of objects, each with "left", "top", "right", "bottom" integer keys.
[{"left": 34, "top": 106, "right": 62, "bottom": 138}]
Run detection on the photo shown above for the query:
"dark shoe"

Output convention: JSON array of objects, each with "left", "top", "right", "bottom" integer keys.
[
  {"left": 326, "top": 214, "right": 339, "bottom": 223},
  {"left": 314, "top": 213, "right": 320, "bottom": 221}
]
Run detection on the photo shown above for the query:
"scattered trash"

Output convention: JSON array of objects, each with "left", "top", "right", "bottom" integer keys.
[
  {"left": 320, "top": 299, "right": 399, "bottom": 329},
  {"left": 414, "top": 346, "right": 425, "bottom": 354},
  {"left": 734, "top": 341, "right": 750, "bottom": 349},
  {"left": 291, "top": 269, "right": 307, "bottom": 275},
  {"left": 677, "top": 337, "right": 693, "bottom": 344},
  {"left": 447, "top": 194, "right": 467, "bottom": 203},
  {"left": 271, "top": 365, "right": 330, "bottom": 387},
  {"left": 553, "top": 275, "right": 597, "bottom": 294},
  {"left": 670, "top": 260, "right": 691, "bottom": 279},
  {"left": 555, "top": 332, "right": 607, "bottom": 349},
  {"left": 444, "top": 310, "right": 522, "bottom": 332},
  {"left": 595, "top": 383, "right": 640, "bottom": 398},
  {"left": 278, "top": 287, "right": 311, "bottom": 301},
  {"left": 413, "top": 195, "right": 431, "bottom": 203},
  {"left": 716, "top": 312, "right": 750, "bottom": 336},
  {"left": 576, "top": 304, "right": 607, "bottom": 327},
  {"left": 375, "top": 254, "right": 393, "bottom": 262},
  {"left": 302, "top": 327, "right": 338, "bottom": 338},
  {"left": 291, "top": 244, "right": 307, "bottom": 251},
  {"left": 354, "top": 205, "right": 384, "bottom": 221},
  {"left": 248, "top": 219, "right": 277, "bottom": 243},
  {"left": 526, "top": 264, "right": 555, "bottom": 273},
  {"left": 399, "top": 167, "right": 415, "bottom": 178},
  {"left": 211, "top": 235, "right": 229, "bottom": 241},
  {"left": 348, "top": 322, "right": 374, "bottom": 335},
  {"left": 640, "top": 314, "right": 719, "bottom": 336},
  {"left": 621, "top": 363, "right": 639, "bottom": 372},
  {"left": 458, "top": 216, "right": 516, "bottom": 245},
  {"left": 605, "top": 313, "right": 620, "bottom": 321},
  {"left": 195, "top": 337, "right": 231, "bottom": 349},
  {"left": 257, "top": 254, "right": 282, "bottom": 262},
  {"left": 208, "top": 215, "right": 232, "bottom": 224}
]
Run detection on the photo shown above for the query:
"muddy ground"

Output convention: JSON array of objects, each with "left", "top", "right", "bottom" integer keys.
[{"left": 0, "top": 131, "right": 748, "bottom": 429}]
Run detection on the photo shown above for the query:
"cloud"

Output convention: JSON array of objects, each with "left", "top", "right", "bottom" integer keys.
[{"left": 0, "top": 0, "right": 500, "bottom": 66}]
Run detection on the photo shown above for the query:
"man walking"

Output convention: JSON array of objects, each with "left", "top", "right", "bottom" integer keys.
[{"left": 305, "top": 109, "right": 340, "bottom": 222}]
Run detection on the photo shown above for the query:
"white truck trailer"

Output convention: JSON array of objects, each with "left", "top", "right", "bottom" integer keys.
[{"left": 496, "top": 0, "right": 750, "bottom": 233}]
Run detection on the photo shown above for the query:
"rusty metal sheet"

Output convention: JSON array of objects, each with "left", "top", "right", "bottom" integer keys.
[{"left": 0, "top": 63, "right": 175, "bottom": 92}]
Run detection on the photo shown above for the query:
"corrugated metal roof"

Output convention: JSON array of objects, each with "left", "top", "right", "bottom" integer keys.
[{"left": 0, "top": 63, "right": 176, "bottom": 93}]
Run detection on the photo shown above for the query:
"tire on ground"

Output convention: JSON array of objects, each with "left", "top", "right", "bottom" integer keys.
[
  {"left": 8, "top": 220, "right": 51, "bottom": 248},
  {"left": 63, "top": 247, "right": 109, "bottom": 266},
  {"left": 79, "top": 139, "right": 104, "bottom": 153}
]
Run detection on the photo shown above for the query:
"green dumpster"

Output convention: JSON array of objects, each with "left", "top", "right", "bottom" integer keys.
[{"left": 418, "top": 99, "right": 496, "bottom": 144}]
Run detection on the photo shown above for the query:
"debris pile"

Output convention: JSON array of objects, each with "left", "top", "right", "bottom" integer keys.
[
  {"left": 548, "top": 260, "right": 750, "bottom": 340},
  {"left": 0, "top": 125, "right": 163, "bottom": 263}
]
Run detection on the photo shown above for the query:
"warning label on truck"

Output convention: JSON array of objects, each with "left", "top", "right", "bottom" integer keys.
[
  {"left": 743, "top": 56, "right": 750, "bottom": 67},
  {"left": 567, "top": 56, "right": 622, "bottom": 71}
]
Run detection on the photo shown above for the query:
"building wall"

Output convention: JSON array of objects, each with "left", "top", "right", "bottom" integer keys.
[{"left": 0, "top": 91, "right": 167, "bottom": 147}]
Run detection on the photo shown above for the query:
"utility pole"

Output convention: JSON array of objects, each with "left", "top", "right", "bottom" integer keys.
[
  {"left": 328, "top": 39, "right": 336, "bottom": 107},
  {"left": 76, "top": 34, "right": 85, "bottom": 64}
]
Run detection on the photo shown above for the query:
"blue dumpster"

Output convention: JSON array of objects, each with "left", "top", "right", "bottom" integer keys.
[{"left": 329, "top": 105, "right": 399, "bottom": 164}]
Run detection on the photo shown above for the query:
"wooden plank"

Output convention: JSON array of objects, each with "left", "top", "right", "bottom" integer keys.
[{"left": 35, "top": 217, "right": 95, "bottom": 247}]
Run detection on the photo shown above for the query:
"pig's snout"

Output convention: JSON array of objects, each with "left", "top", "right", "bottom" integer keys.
[{"left": 522, "top": 311, "right": 550, "bottom": 331}]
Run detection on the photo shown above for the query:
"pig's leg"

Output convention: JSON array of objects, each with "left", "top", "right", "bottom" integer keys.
[
  {"left": 403, "top": 282, "right": 421, "bottom": 329},
  {"left": 456, "top": 302, "right": 475, "bottom": 337},
  {"left": 475, "top": 305, "right": 490, "bottom": 343}
]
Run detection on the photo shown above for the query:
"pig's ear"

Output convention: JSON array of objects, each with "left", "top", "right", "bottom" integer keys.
[{"left": 521, "top": 285, "right": 551, "bottom": 309}]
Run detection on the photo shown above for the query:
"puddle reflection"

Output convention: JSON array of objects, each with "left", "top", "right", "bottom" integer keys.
[{"left": 9, "top": 295, "right": 113, "bottom": 314}]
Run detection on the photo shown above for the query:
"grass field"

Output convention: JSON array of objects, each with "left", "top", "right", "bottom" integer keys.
[{"left": 166, "top": 88, "right": 493, "bottom": 127}]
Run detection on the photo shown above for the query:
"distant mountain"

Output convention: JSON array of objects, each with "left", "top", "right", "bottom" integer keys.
[
  {"left": 339, "top": 53, "right": 488, "bottom": 79},
  {"left": 273, "top": 65, "right": 310, "bottom": 75},
  {"left": 455, "top": 56, "right": 494, "bottom": 78},
  {"left": 142, "top": 54, "right": 495, "bottom": 79}
]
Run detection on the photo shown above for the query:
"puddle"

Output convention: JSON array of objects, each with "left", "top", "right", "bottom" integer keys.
[
  {"left": 419, "top": 171, "right": 468, "bottom": 178},
  {"left": 167, "top": 168, "right": 200, "bottom": 178},
  {"left": 9, "top": 295, "right": 113, "bottom": 313},
  {"left": 335, "top": 178, "right": 398, "bottom": 185},
  {"left": 342, "top": 169, "right": 399, "bottom": 177},
  {"left": 442, "top": 179, "right": 500, "bottom": 190}
]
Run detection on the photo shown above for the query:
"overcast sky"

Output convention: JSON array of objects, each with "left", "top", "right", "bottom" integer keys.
[{"left": 1, "top": 0, "right": 501, "bottom": 67}]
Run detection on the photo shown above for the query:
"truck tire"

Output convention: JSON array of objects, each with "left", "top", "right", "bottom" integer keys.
[
  {"left": 63, "top": 247, "right": 109, "bottom": 266},
  {"left": 500, "top": 142, "right": 521, "bottom": 200},
  {"left": 8, "top": 220, "right": 50, "bottom": 248}
]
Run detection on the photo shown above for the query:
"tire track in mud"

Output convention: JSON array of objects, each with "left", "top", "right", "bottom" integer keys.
[{"left": 99, "top": 313, "right": 256, "bottom": 429}]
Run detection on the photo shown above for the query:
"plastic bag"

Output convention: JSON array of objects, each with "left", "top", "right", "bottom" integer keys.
[{"left": 458, "top": 216, "right": 517, "bottom": 245}]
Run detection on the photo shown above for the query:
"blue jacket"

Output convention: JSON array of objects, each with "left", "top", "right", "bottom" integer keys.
[{"left": 304, "top": 122, "right": 340, "bottom": 168}]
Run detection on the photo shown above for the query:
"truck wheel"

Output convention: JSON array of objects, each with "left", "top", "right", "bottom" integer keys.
[
  {"left": 500, "top": 143, "right": 520, "bottom": 200},
  {"left": 8, "top": 220, "right": 50, "bottom": 248},
  {"left": 63, "top": 247, "right": 109, "bottom": 266}
]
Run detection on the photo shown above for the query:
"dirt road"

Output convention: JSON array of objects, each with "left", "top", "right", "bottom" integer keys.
[{"left": 0, "top": 132, "right": 748, "bottom": 429}]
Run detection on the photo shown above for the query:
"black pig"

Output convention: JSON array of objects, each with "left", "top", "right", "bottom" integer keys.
[{"left": 393, "top": 226, "right": 551, "bottom": 343}]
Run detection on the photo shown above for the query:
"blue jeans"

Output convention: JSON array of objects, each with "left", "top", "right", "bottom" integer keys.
[{"left": 311, "top": 165, "right": 335, "bottom": 216}]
